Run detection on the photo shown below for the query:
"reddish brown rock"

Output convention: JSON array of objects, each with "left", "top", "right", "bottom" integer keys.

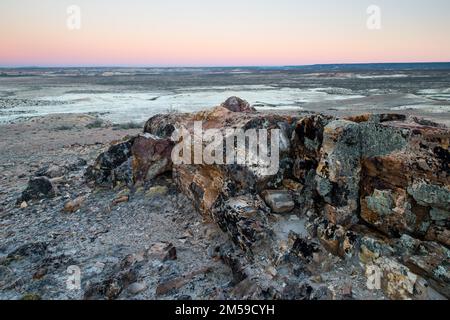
[
  {"left": 85, "top": 133, "right": 174, "bottom": 188},
  {"left": 173, "top": 164, "right": 225, "bottom": 217},
  {"left": 131, "top": 133, "right": 173, "bottom": 184},
  {"left": 63, "top": 196, "right": 86, "bottom": 213},
  {"left": 220, "top": 96, "right": 256, "bottom": 113},
  {"left": 425, "top": 225, "right": 450, "bottom": 247}
]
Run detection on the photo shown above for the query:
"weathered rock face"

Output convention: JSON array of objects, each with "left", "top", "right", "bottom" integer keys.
[
  {"left": 85, "top": 138, "right": 135, "bottom": 187},
  {"left": 401, "top": 239, "right": 450, "bottom": 298},
  {"left": 212, "top": 194, "right": 270, "bottom": 253},
  {"left": 131, "top": 133, "right": 174, "bottom": 185},
  {"left": 316, "top": 120, "right": 363, "bottom": 225},
  {"left": 87, "top": 97, "right": 450, "bottom": 299},
  {"left": 85, "top": 134, "right": 173, "bottom": 188},
  {"left": 360, "top": 121, "right": 449, "bottom": 243}
]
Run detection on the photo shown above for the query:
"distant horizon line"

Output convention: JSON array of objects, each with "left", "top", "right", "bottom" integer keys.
[{"left": 1, "top": 61, "right": 450, "bottom": 69}]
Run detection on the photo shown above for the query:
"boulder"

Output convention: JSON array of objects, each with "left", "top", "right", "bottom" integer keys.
[
  {"left": 131, "top": 133, "right": 173, "bottom": 184},
  {"left": 19, "top": 176, "right": 55, "bottom": 202},
  {"left": 85, "top": 134, "right": 173, "bottom": 187},
  {"left": 220, "top": 96, "right": 256, "bottom": 113},
  {"left": 85, "top": 138, "right": 135, "bottom": 187},
  {"left": 400, "top": 240, "right": 450, "bottom": 298}
]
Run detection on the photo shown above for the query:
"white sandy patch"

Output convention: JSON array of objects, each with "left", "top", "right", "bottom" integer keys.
[
  {"left": 0, "top": 86, "right": 364, "bottom": 124},
  {"left": 416, "top": 88, "right": 450, "bottom": 102}
]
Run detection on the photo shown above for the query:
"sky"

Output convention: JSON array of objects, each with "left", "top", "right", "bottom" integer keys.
[{"left": 0, "top": 0, "right": 449, "bottom": 67}]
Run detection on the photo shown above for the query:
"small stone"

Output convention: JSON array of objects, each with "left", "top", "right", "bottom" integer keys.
[
  {"left": 156, "top": 267, "right": 211, "bottom": 296},
  {"left": 261, "top": 190, "right": 295, "bottom": 213},
  {"left": 342, "top": 283, "right": 353, "bottom": 298},
  {"left": 179, "top": 230, "right": 193, "bottom": 239},
  {"left": 63, "top": 196, "right": 85, "bottom": 213},
  {"left": 112, "top": 195, "right": 129, "bottom": 205},
  {"left": 266, "top": 266, "right": 277, "bottom": 277},
  {"left": 128, "top": 282, "right": 147, "bottom": 295},
  {"left": 92, "top": 262, "right": 105, "bottom": 274},
  {"left": 204, "top": 224, "right": 218, "bottom": 240},
  {"left": 20, "top": 201, "right": 28, "bottom": 209}
]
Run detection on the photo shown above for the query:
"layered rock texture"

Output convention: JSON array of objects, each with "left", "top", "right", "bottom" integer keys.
[{"left": 86, "top": 97, "right": 449, "bottom": 300}]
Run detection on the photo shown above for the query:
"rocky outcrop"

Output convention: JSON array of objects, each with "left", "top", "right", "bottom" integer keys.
[
  {"left": 85, "top": 134, "right": 173, "bottom": 188},
  {"left": 87, "top": 98, "right": 450, "bottom": 299},
  {"left": 359, "top": 121, "right": 449, "bottom": 243}
]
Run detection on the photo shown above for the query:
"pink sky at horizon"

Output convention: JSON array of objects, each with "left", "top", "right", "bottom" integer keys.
[{"left": 1, "top": 0, "right": 449, "bottom": 67}]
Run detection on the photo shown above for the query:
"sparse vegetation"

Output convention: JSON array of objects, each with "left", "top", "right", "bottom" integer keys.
[
  {"left": 85, "top": 119, "right": 104, "bottom": 129},
  {"left": 112, "top": 122, "right": 143, "bottom": 130},
  {"left": 54, "top": 125, "right": 72, "bottom": 131}
]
